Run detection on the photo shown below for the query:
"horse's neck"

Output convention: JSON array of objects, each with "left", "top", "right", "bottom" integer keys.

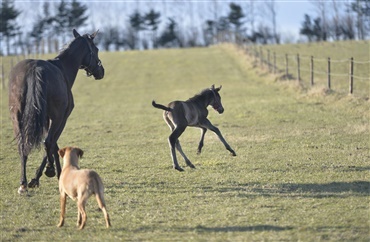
[{"left": 55, "top": 42, "right": 86, "bottom": 87}]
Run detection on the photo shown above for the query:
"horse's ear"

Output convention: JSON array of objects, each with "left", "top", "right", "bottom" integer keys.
[
  {"left": 73, "top": 29, "right": 81, "bottom": 38},
  {"left": 211, "top": 84, "right": 215, "bottom": 90},
  {"left": 90, "top": 29, "right": 99, "bottom": 40},
  {"left": 58, "top": 148, "right": 67, "bottom": 158},
  {"left": 216, "top": 85, "right": 222, "bottom": 92},
  {"left": 75, "top": 148, "right": 84, "bottom": 159}
]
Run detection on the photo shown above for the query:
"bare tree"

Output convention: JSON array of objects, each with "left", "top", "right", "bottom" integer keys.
[
  {"left": 331, "top": 0, "right": 343, "bottom": 40},
  {"left": 311, "top": 0, "right": 329, "bottom": 41},
  {"left": 263, "top": 0, "right": 279, "bottom": 44}
]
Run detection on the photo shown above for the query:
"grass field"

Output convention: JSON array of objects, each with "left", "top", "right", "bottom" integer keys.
[{"left": 0, "top": 44, "right": 369, "bottom": 241}]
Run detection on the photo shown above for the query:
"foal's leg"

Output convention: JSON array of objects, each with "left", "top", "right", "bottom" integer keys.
[
  {"left": 201, "top": 119, "right": 236, "bottom": 156},
  {"left": 175, "top": 140, "right": 195, "bottom": 168},
  {"left": 168, "top": 126, "right": 186, "bottom": 171},
  {"left": 197, "top": 128, "right": 207, "bottom": 154}
]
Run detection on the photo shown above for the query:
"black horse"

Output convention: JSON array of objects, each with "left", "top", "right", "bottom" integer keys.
[
  {"left": 9, "top": 29, "right": 104, "bottom": 194},
  {"left": 152, "top": 85, "right": 236, "bottom": 171}
]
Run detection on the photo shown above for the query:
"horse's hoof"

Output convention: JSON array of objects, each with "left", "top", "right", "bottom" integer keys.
[
  {"left": 231, "top": 151, "right": 237, "bottom": 156},
  {"left": 174, "top": 166, "right": 184, "bottom": 172},
  {"left": 28, "top": 179, "right": 39, "bottom": 188},
  {"left": 188, "top": 164, "right": 196, "bottom": 169},
  {"left": 45, "top": 166, "right": 56, "bottom": 177},
  {"left": 18, "top": 185, "right": 28, "bottom": 194}
]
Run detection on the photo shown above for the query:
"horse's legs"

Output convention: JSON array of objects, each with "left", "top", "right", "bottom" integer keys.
[
  {"left": 28, "top": 156, "right": 47, "bottom": 188},
  {"left": 34, "top": 115, "right": 68, "bottom": 181},
  {"left": 175, "top": 140, "right": 195, "bottom": 168},
  {"left": 54, "top": 143, "right": 62, "bottom": 178},
  {"left": 168, "top": 126, "right": 186, "bottom": 171},
  {"left": 197, "top": 128, "right": 207, "bottom": 154},
  {"left": 18, "top": 149, "right": 28, "bottom": 194},
  {"left": 201, "top": 119, "right": 236, "bottom": 156}
]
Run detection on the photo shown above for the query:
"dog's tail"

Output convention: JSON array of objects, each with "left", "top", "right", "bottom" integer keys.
[{"left": 152, "top": 100, "right": 172, "bottom": 112}]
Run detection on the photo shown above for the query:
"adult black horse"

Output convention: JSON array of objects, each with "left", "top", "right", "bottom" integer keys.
[{"left": 9, "top": 29, "right": 104, "bottom": 194}]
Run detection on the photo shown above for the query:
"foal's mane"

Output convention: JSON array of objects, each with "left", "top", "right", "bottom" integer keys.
[{"left": 186, "top": 88, "right": 213, "bottom": 102}]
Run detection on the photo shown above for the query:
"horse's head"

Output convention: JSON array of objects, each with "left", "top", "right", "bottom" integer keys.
[
  {"left": 73, "top": 29, "right": 104, "bottom": 80},
  {"left": 210, "top": 84, "right": 224, "bottom": 114}
]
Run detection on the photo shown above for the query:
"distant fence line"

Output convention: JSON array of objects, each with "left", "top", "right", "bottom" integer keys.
[{"left": 243, "top": 45, "right": 370, "bottom": 96}]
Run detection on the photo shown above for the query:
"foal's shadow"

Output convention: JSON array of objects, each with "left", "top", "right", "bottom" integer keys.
[{"left": 193, "top": 224, "right": 293, "bottom": 233}]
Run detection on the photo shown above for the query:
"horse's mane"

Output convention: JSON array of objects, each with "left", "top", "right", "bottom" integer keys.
[
  {"left": 57, "top": 34, "right": 89, "bottom": 57},
  {"left": 186, "top": 88, "right": 212, "bottom": 102}
]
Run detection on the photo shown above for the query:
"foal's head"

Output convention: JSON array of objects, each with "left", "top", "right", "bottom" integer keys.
[{"left": 210, "top": 85, "right": 224, "bottom": 114}]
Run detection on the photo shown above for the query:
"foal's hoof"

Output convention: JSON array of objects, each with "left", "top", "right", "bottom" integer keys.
[
  {"left": 28, "top": 179, "right": 39, "bottom": 188},
  {"left": 45, "top": 166, "right": 56, "bottom": 177},
  {"left": 18, "top": 185, "right": 28, "bottom": 194},
  {"left": 187, "top": 163, "right": 196, "bottom": 169},
  {"left": 174, "top": 166, "right": 184, "bottom": 172}
]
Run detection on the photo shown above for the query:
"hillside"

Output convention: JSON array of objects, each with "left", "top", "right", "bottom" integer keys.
[{"left": 0, "top": 45, "right": 369, "bottom": 241}]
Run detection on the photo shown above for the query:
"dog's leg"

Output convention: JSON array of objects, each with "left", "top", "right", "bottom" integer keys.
[
  {"left": 77, "top": 199, "right": 87, "bottom": 230},
  {"left": 57, "top": 193, "right": 66, "bottom": 227},
  {"left": 95, "top": 193, "right": 111, "bottom": 228},
  {"left": 77, "top": 210, "right": 82, "bottom": 227}
]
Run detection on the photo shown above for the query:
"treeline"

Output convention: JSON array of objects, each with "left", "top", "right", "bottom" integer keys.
[{"left": 1, "top": 0, "right": 369, "bottom": 56}]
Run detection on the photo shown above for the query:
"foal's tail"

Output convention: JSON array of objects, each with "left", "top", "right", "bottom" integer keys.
[
  {"left": 152, "top": 100, "right": 172, "bottom": 112},
  {"left": 16, "top": 66, "right": 47, "bottom": 155}
]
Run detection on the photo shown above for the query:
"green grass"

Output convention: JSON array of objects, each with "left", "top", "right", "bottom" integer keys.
[
  {"left": 1, "top": 44, "right": 369, "bottom": 241},
  {"left": 251, "top": 40, "right": 370, "bottom": 98}
]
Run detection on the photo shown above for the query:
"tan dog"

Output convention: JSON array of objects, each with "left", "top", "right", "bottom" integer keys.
[{"left": 57, "top": 146, "right": 111, "bottom": 230}]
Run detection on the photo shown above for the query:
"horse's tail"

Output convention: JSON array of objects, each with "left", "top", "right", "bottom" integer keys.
[
  {"left": 18, "top": 66, "right": 47, "bottom": 155},
  {"left": 152, "top": 100, "right": 172, "bottom": 112}
]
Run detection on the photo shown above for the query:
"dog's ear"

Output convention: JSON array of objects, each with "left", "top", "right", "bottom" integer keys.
[
  {"left": 58, "top": 148, "right": 67, "bottom": 158},
  {"left": 76, "top": 148, "right": 84, "bottom": 158}
]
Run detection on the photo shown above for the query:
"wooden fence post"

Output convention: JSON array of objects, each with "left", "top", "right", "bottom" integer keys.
[
  {"left": 310, "top": 56, "right": 314, "bottom": 86},
  {"left": 349, "top": 57, "right": 354, "bottom": 94},
  {"left": 285, "top": 54, "right": 289, "bottom": 79},
  {"left": 296, "top": 54, "right": 300, "bottom": 82},
  {"left": 259, "top": 47, "right": 263, "bottom": 68},
  {"left": 267, "top": 50, "right": 271, "bottom": 72},
  {"left": 1, "top": 63, "right": 4, "bottom": 89},
  {"left": 327, "top": 57, "right": 331, "bottom": 89}
]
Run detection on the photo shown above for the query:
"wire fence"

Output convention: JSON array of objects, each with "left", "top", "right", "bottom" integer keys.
[{"left": 243, "top": 44, "right": 370, "bottom": 98}]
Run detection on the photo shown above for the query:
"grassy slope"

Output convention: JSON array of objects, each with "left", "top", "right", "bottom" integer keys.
[
  {"left": 256, "top": 40, "right": 370, "bottom": 98},
  {"left": 0, "top": 44, "right": 369, "bottom": 241}
]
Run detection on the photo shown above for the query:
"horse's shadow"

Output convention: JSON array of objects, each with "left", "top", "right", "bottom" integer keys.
[{"left": 214, "top": 180, "right": 370, "bottom": 198}]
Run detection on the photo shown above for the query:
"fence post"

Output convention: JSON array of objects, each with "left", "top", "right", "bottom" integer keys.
[
  {"left": 267, "top": 50, "right": 271, "bottom": 72},
  {"left": 296, "top": 54, "right": 300, "bottom": 82},
  {"left": 310, "top": 56, "right": 314, "bottom": 86},
  {"left": 1, "top": 63, "right": 4, "bottom": 89},
  {"left": 259, "top": 47, "right": 263, "bottom": 68},
  {"left": 349, "top": 57, "right": 354, "bottom": 94},
  {"left": 327, "top": 57, "right": 331, "bottom": 90},
  {"left": 285, "top": 54, "right": 289, "bottom": 79},
  {"left": 273, "top": 52, "right": 276, "bottom": 74}
]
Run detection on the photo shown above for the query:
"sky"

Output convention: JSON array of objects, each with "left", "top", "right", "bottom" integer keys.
[{"left": 13, "top": 1, "right": 318, "bottom": 39}]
